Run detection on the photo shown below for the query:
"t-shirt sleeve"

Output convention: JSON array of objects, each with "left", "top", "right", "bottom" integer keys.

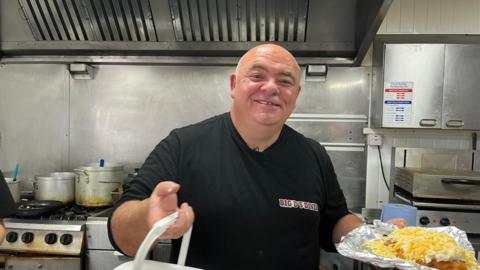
[
  {"left": 315, "top": 145, "right": 350, "bottom": 252},
  {"left": 107, "top": 130, "right": 181, "bottom": 254},
  {"left": 0, "top": 171, "right": 17, "bottom": 217}
]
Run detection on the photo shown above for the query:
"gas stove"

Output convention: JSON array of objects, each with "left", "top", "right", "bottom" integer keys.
[{"left": 0, "top": 206, "right": 112, "bottom": 256}]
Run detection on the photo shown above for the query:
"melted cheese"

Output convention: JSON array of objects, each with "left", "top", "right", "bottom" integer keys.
[{"left": 364, "top": 227, "right": 480, "bottom": 270}]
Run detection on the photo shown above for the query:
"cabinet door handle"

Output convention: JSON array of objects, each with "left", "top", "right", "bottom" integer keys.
[
  {"left": 419, "top": 119, "right": 437, "bottom": 126},
  {"left": 446, "top": 120, "right": 464, "bottom": 128},
  {"left": 441, "top": 178, "right": 480, "bottom": 185}
]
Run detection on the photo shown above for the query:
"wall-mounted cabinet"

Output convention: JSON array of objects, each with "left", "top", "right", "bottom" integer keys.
[{"left": 371, "top": 43, "right": 480, "bottom": 130}]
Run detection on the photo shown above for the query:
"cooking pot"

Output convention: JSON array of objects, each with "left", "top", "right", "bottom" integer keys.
[
  {"left": 74, "top": 163, "right": 124, "bottom": 207},
  {"left": 34, "top": 172, "right": 76, "bottom": 204}
]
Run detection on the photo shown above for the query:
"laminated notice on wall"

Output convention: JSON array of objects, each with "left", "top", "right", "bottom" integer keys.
[{"left": 383, "top": 82, "right": 413, "bottom": 127}]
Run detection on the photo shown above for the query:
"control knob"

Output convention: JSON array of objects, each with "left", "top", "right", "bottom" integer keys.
[
  {"left": 419, "top": 216, "right": 430, "bottom": 225},
  {"left": 6, "top": 232, "right": 18, "bottom": 243},
  {"left": 440, "top": 217, "right": 451, "bottom": 226},
  {"left": 21, "top": 232, "right": 34, "bottom": 243},
  {"left": 60, "top": 234, "right": 73, "bottom": 245},
  {"left": 45, "top": 233, "right": 58, "bottom": 245}
]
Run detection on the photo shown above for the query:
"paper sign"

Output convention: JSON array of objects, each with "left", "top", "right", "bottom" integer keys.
[{"left": 383, "top": 82, "right": 413, "bottom": 127}]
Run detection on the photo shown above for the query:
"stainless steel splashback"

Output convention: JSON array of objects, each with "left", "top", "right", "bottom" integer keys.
[{"left": 0, "top": 64, "right": 370, "bottom": 211}]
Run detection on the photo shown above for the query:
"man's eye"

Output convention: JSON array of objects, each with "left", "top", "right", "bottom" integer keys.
[
  {"left": 280, "top": 80, "right": 293, "bottom": 85},
  {"left": 250, "top": 74, "right": 263, "bottom": 80}
]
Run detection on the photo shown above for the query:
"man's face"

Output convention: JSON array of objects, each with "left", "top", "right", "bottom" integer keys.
[{"left": 230, "top": 46, "right": 301, "bottom": 127}]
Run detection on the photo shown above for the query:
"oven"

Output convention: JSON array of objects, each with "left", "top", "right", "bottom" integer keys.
[
  {"left": 0, "top": 219, "right": 84, "bottom": 270},
  {"left": 390, "top": 148, "right": 480, "bottom": 258},
  {"left": 0, "top": 203, "right": 114, "bottom": 270}
]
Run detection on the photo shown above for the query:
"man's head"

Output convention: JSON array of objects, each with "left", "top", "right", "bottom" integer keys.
[{"left": 230, "top": 44, "right": 301, "bottom": 130}]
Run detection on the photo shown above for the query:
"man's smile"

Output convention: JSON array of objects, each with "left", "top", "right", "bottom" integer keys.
[{"left": 254, "top": 99, "right": 281, "bottom": 107}]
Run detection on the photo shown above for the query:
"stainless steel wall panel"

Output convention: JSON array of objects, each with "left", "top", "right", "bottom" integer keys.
[
  {"left": 0, "top": 63, "right": 369, "bottom": 212},
  {"left": 0, "top": 64, "right": 68, "bottom": 191},
  {"left": 287, "top": 121, "right": 367, "bottom": 146},
  {"left": 296, "top": 67, "right": 370, "bottom": 115},
  {"left": 327, "top": 152, "right": 366, "bottom": 212},
  {"left": 68, "top": 65, "right": 233, "bottom": 169}
]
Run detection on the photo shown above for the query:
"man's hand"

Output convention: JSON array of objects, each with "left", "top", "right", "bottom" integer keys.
[
  {"left": 385, "top": 218, "right": 407, "bottom": 229},
  {"left": 0, "top": 222, "right": 5, "bottom": 243},
  {"left": 111, "top": 181, "right": 195, "bottom": 256},
  {"left": 147, "top": 181, "right": 195, "bottom": 239}
]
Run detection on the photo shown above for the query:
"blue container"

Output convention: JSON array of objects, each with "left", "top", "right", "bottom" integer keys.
[{"left": 381, "top": 203, "right": 417, "bottom": 226}]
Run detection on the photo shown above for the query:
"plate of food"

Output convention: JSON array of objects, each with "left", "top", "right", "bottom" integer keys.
[{"left": 336, "top": 221, "right": 480, "bottom": 270}]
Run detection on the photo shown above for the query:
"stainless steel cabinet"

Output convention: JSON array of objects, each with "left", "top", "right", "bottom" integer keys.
[
  {"left": 382, "top": 44, "right": 445, "bottom": 128},
  {"left": 376, "top": 43, "right": 480, "bottom": 130},
  {"left": 443, "top": 45, "right": 480, "bottom": 130}
]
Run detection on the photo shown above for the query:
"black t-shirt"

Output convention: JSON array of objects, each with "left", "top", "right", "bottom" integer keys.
[
  {"left": 0, "top": 170, "right": 17, "bottom": 217},
  {"left": 108, "top": 112, "right": 349, "bottom": 270}
]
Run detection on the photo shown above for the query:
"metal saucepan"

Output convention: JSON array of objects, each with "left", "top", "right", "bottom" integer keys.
[{"left": 34, "top": 172, "right": 76, "bottom": 204}]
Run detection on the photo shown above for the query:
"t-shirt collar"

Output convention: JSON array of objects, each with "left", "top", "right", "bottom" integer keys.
[{"left": 225, "top": 112, "right": 286, "bottom": 154}]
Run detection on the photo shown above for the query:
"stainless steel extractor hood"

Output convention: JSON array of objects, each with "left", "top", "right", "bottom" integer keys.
[{"left": 0, "top": 0, "right": 392, "bottom": 65}]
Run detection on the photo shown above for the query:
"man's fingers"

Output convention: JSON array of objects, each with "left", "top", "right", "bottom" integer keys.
[
  {"left": 387, "top": 218, "right": 407, "bottom": 228},
  {"left": 152, "top": 181, "right": 180, "bottom": 197},
  {"left": 161, "top": 203, "right": 195, "bottom": 239}
]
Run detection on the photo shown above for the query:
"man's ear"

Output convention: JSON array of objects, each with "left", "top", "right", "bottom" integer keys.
[{"left": 230, "top": 74, "right": 236, "bottom": 99}]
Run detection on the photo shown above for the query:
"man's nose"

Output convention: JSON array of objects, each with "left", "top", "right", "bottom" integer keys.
[{"left": 260, "top": 79, "right": 279, "bottom": 95}]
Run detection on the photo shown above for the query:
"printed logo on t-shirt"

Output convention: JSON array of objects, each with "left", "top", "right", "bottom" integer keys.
[{"left": 278, "top": 198, "right": 318, "bottom": 212}]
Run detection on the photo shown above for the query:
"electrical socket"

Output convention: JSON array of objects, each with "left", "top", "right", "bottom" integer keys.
[{"left": 368, "top": 134, "right": 382, "bottom": 146}]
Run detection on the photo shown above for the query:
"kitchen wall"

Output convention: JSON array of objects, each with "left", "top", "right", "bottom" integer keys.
[{"left": 0, "top": 63, "right": 369, "bottom": 212}]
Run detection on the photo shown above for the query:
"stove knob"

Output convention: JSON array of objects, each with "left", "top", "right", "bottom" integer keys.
[
  {"left": 21, "top": 232, "right": 34, "bottom": 243},
  {"left": 6, "top": 232, "right": 18, "bottom": 243},
  {"left": 440, "top": 217, "right": 451, "bottom": 226},
  {"left": 419, "top": 216, "right": 430, "bottom": 225},
  {"left": 60, "top": 234, "right": 73, "bottom": 245},
  {"left": 45, "top": 233, "right": 58, "bottom": 245}
]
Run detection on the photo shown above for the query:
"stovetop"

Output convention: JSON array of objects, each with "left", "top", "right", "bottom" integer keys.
[{"left": 0, "top": 206, "right": 113, "bottom": 256}]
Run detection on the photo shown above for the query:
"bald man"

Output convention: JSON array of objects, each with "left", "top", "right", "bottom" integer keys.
[{"left": 108, "top": 44, "right": 398, "bottom": 270}]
